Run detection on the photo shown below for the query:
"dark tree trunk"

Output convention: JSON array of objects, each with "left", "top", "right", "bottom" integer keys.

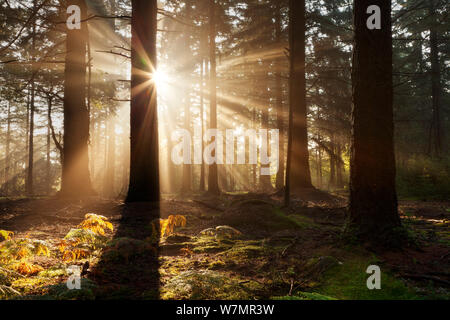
[
  {"left": 428, "top": 0, "right": 443, "bottom": 157},
  {"left": 329, "top": 139, "right": 336, "bottom": 190},
  {"left": 336, "top": 142, "right": 344, "bottom": 189},
  {"left": 61, "top": 0, "right": 94, "bottom": 197},
  {"left": 207, "top": 0, "right": 219, "bottom": 195},
  {"left": 347, "top": 0, "right": 401, "bottom": 240},
  {"left": 126, "top": 0, "right": 160, "bottom": 202},
  {"left": 275, "top": 3, "right": 285, "bottom": 190},
  {"left": 288, "top": 0, "right": 312, "bottom": 192}
]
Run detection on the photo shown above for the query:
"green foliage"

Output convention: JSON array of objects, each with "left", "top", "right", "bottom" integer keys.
[
  {"left": 397, "top": 156, "right": 450, "bottom": 200},
  {"left": 273, "top": 292, "right": 337, "bottom": 300},
  {"left": 44, "top": 279, "right": 97, "bottom": 300},
  {"left": 316, "top": 255, "right": 420, "bottom": 300}
]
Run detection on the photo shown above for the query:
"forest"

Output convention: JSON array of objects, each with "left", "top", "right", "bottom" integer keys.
[{"left": 0, "top": 0, "right": 449, "bottom": 301}]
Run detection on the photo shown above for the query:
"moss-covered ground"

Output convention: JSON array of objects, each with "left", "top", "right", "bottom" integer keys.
[{"left": 0, "top": 194, "right": 449, "bottom": 300}]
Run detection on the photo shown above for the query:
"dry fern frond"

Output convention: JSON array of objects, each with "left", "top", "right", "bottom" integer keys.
[
  {"left": 0, "top": 230, "right": 14, "bottom": 241},
  {"left": 12, "top": 262, "right": 44, "bottom": 276},
  {"left": 78, "top": 213, "right": 114, "bottom": 236},
  {"left": 153, "top": 215, "right": 187, "bottom": 238},
  {"left": 35, "top": 243, "right": 51, "bottom": 257}
]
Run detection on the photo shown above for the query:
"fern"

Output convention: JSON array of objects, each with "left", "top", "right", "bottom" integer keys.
[
  {"left": 152, "top": 215, "right": 187, "bottom": 239},
  {"left": 78, "top": 213, "right": 113, "bottom": 236},
  {"left": 0, "top": 230, "right": 14, "bottom": 241},
  {"left": 12, "top": 261, "right": 44, "bottom": 276}
]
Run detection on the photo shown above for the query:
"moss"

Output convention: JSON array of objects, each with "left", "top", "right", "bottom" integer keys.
[
  {"left": 220, "top": 241, "right": 267, "bottom": 259},
  {"left": 38, "top": 266, "right": 67, "bottom": 278},
  {"left": 273, "top": 292, "right": 337, "bottom": 300},
  {"left": 315, "top": 255, "right": 421, "bottom": 300},
  {"left": 208, "top": 260, "right": 227, "bottom": 270},
  {"left": 161, "top": 270, "right": 264, "bottom": 300},
  {"left": 44, "top": 278, "right": 97, "bottom": 300}
]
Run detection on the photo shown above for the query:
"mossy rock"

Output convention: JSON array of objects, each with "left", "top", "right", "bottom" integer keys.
[
  {"left": 190, "top": 236, "right": 233, "bottom": 254},
  {"left": 165, "top": 234, "right": 192, "bottom": 244},
  {"left": 220, "top": 241, "right": 268, "bottom": 259},
  {"left": 218, "top": 204, "right": 309, "bottom": 236},
  {"left": 44, "top": 278, "right": 97, "bottom": 300}
]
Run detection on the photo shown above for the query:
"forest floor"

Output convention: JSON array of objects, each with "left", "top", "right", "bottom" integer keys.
[{"left": 0, "top": 191, "right": 449, "bottom": 300}]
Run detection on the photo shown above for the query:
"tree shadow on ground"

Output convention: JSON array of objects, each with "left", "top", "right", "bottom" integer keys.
[{"left": 89, "top": 202, "right": 160, "bottom": 300}]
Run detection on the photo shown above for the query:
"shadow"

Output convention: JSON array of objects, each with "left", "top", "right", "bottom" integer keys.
[{"left": 89, "top": 202, "right": 160, "bottom": 300}]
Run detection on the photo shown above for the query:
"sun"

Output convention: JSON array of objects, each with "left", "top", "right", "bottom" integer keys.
[{"left": 152, "top": 69, "right": 170, "bottom": 88}]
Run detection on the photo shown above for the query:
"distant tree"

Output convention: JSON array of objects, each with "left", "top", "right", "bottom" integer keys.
[
  {"left": 126, "top": 0, "right": 160, "bottom": 202},
  {"left": 60, "top": 0, "right": 95, "bottom": 197},
  {"left": 346, "top": 0, "right": 401, "bottom": 241},
  {"left": 207, "top": 0, "right": 220, "bottom": 195}
]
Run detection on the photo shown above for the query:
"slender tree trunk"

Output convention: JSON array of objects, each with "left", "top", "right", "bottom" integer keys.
[
  {"left": 105, "top": 116, "right": 116, "bottom": 197},
  {"left": 199, "top": 57, "right": 206, "bottom": 192},
  {"left": 126, "top": 0, "right": 160, "bottom": 202},
  {"left": 26, "top": 0, "right": 37, "bottom": 196},
  {"left": 46, "top": 97, "right": 52, "bottom": 194},
  {"left": 428, "top": 0, "right": 442, "bottom": 157},
  {"left": 288, "top": 0, "right": 312, "bottom": 192},
  {"left": 329, "top": 140, "right": 336, "bottom": 190},
  {"left": 347, "top": 0, "right": 401, "bottom": 241},
  {"left": 4, "top": 102, "right": 11, "bottom": 195},
  {"left": 182, "top": 5, "right": 192, "bottom": 193},
  {"left": 208, "top": 0, "right": 219, "bottom": 195},
  {"left": 61, "top": 0, "right": 95, "bottom": 197},
  {"left": 275, "top": 1, "right": 285, "bottom": 191},
  {"left": 336, "top": 142, "right": 344, "bottom": 189}
]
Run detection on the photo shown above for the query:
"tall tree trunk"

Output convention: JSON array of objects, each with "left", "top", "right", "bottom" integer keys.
[
  {"left": 199, "top": 57, "right": 206, "bottom": 192},
  {"left": 26, "top": 0, "right": 37, "bottom": 196},
  {"left": 288, "top": 0, "right": 312, "bottom": 192},
  {"left": 275, "top": 2, "right": 285, "bottom": 191},
  {"left": 336, "top": 142, "right": 344, "bottom": 189},
  {"left": 347, "top": 0, "right": 400, "bottom": 241},
  {"left": 46, "top": 97, "right": 52, "bottom": 194},
  {"left": 105, "top": 116, "right": 116, "bottom": 197},
  {"left": 4, "top": 101, "right": 11, "bottom": 195},
  {"left": 126, "top": 0, "right": 160, "bottom": 202},
  {"left": 207, "top": 0, "right": 219, "bottom": 195},
  {"left": 328, "top": 139, "right": 336, "bottom": 190},
  {"left": 61, "top": 0, "right": 95, "bottom": 197},
  {"left": 428, "top": 0, "right": 442, "bottom": 157},
  {"left": 182, "top": 4, "right": 192, "bottom": 193}
]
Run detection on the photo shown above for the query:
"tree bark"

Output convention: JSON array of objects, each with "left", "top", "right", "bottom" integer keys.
[
  {"left": 428, "top": 0, "right": 442, "bottom": 157},
  {"left": 126, "top": 0, "right": 160, "bottom": 202},
  {"left": 347, "top": 0, "right": 401, "bottom": 240},
  {"left": 182, "top": 2, "right": 193, "bottom": 193},
  {"left": 207, "top": 0, "right": 220, "bottom": 195},
  {"left": 26, "top": 0, "right": 37, "bottom": 196},
  {"left": 4, "top": 101, "right": 11, "bottom": 195},
  {"left": 288, "top": 0, "right": 312, "bottom": 192},
  {"left": 199, "top": 56, "right": 206, "bottom": 192},
  {"left": 61, "top": 0, "right": 95, "bottom": 197},
  {"left": 275, "top": 2, "right": 285, "bottom": 190}
]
